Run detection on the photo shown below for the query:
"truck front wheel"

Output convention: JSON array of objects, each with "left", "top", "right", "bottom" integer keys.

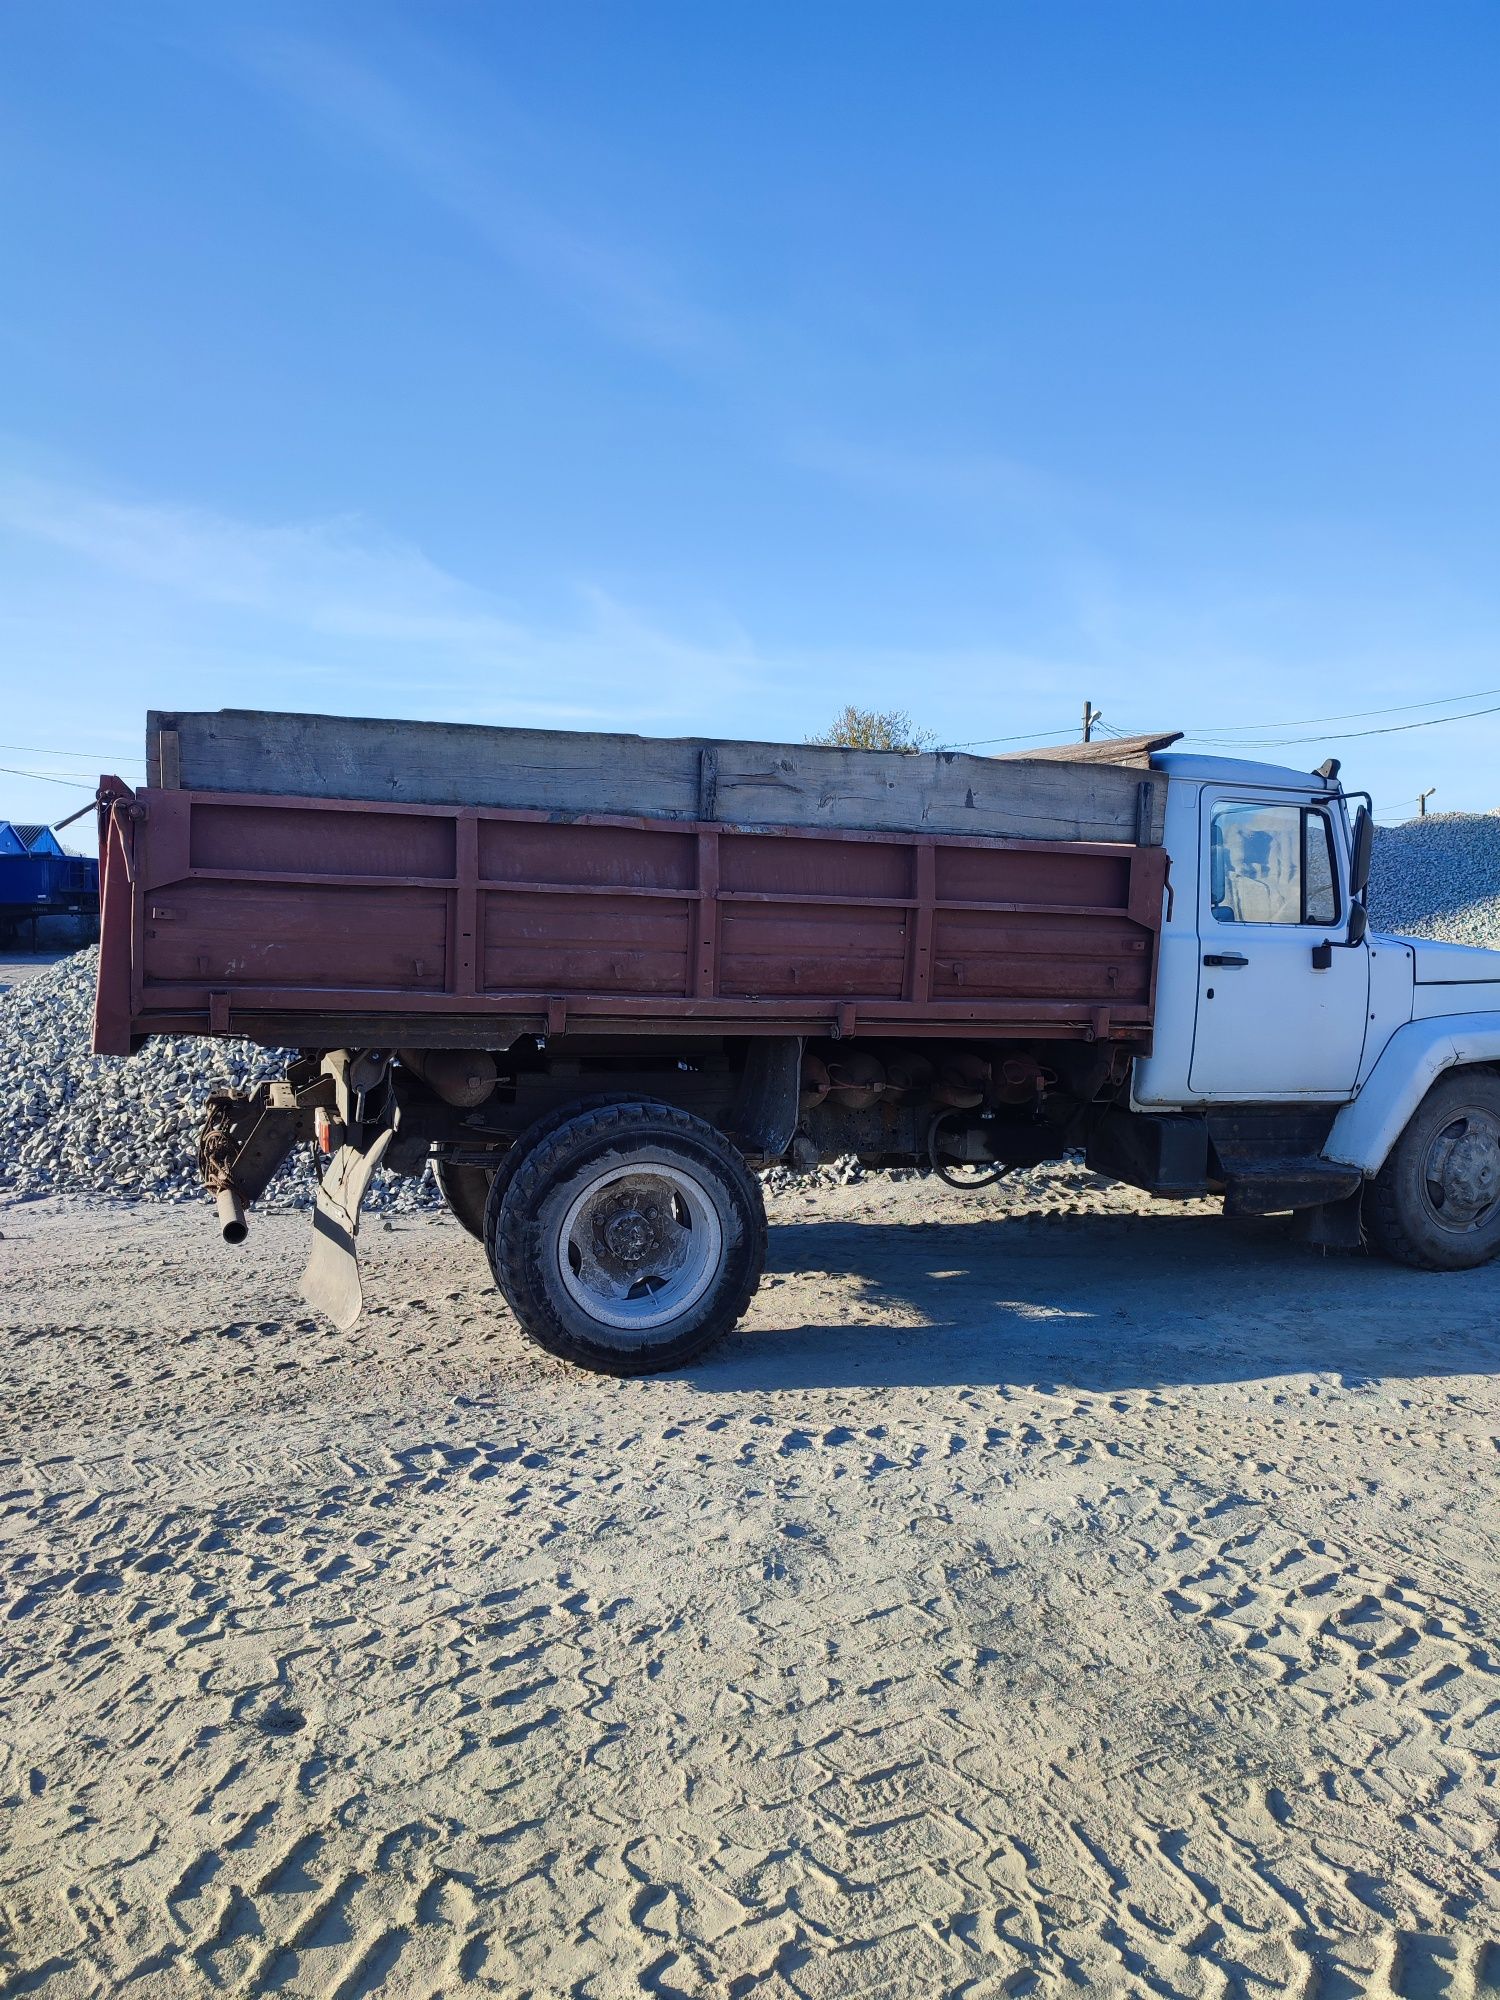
[
  {"left": 1365, "top": 1070, "right": 1500, "bottom": 1271},
  {"left": 486, "top": 1100, "right": 767, "bottom": 1375}
]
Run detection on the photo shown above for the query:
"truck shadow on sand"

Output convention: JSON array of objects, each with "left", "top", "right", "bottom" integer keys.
[{"left": 691, "top": 1208, "right": 1500, "bottom": 1394}]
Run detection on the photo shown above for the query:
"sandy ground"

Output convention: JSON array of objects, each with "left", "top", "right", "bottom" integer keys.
[
  {"left": 0, "top": 920, "right": 95, "bottom": 995},
  {"left": 1, "top": 1174, "right": 1497, "bottom": 1999}
]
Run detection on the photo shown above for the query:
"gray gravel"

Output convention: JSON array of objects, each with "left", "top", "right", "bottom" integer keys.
[
  {"left": 1368, "top": 811, "right": 1500, "bottom": 947},
  {"left": 4, "top": 810, "right": 1496, "bottom": 1215},
  {"left": 0, "top": 947, "right": 433, "bottom": 1212}
]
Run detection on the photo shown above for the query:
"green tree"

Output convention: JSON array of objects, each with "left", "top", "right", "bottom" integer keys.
[{"left": 807, "top": 706, "right": 936, "bottom": 752}]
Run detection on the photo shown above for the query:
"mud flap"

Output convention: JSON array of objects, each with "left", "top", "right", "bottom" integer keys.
[{"left": 299, "top": 1127, "right": 393, "bottom": 1330}]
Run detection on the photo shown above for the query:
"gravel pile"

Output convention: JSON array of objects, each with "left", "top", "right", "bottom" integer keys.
[
  {"left": 1368, "top": 812, "right": 1500, "bottom": 948},
  {"left": 0, "top": 948, "right": 433, "bottom": 1212}
]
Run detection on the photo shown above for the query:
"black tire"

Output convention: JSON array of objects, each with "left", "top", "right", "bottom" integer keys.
[
  {"left": 433, "top": 1160, "right": 493, "bottom": 1240},
  {"left": 1365, "top": 1069, "right": 1500, "bottom": 1271},
  {"left": 486, "top": 1099, "right": 766, "bottom": 1376}
]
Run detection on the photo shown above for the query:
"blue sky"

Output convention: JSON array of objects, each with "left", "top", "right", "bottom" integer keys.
[{"left": 2, "top": 2, "right": 1498, "bottom": 834}]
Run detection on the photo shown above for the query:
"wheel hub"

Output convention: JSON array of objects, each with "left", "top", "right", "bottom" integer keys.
[
  {"left": 556, "top": 1163, "right": 724, "bottom": 1333},
  {"left": 1446, "top": 1132, "right": 1496, "bottom": 1206},
  {"left": 1425, "top": 1114, "right": 1500, "bottom": 1227},
  {"left": 597, "top": 1198, "right": 663, "bottom": 1269}
]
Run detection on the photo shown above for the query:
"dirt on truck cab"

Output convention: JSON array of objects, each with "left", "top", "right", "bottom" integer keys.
[{"left": 92, "top": 709, "right": 1500, "bottom": 1373}]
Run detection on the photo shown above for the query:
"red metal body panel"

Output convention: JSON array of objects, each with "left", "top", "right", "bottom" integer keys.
[{"left": 94, "top": 782, "right": 1167, "bottom": 1055}]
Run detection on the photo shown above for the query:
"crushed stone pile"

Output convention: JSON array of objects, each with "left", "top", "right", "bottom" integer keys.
[
  {"left": 0, "top": 948, "right": 433, "bottom": 1212},
  {"left": 1368, "top": 812, "right": 1500, "bottom": 948}
]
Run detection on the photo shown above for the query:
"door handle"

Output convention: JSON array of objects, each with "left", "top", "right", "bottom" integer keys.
[{"left": 1202, "top": 952, "right": 1248, "bottom": 968}]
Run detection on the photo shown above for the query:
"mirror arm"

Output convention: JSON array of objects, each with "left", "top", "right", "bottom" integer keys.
[{"left": 1312, "top": 899, "right": 1368, "bottom": 970}]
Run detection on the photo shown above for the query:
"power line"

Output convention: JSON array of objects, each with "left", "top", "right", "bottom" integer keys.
[
  {"left": 0, "top": 765, "right": 99, "bottom": 789},
  {"left": 951, "top": 679, "right": 1500, "bottom": 758},
  {"left": 1181, "top": 699, "right": 1500, "bottom": 749},
  {"left": 1180, "top": 684, "right": 1500, "bottom": 735},
  {"left": 0, "top": 740, "right": 145, "bottom": 766},
  {"left": 939, "top": 725, "right": 1081, "bottom": 750}
]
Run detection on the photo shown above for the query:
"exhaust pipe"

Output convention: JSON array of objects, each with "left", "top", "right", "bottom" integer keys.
[{"left": 216, "top": 1186, "right": 248, "bottom": 1245}]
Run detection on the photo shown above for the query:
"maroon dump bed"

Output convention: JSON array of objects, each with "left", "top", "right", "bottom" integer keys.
[{"left": 93, "top": 779, "right": 1166, "bottom": 1058}]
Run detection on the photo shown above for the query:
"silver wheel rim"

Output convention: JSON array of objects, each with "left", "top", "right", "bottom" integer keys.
[
  {"left": 1421, "top": 1110, "right": 1500, "bottom": 1233},
  {"left": 556, "top": 1162, "right": 723, "bottom": 1332}
]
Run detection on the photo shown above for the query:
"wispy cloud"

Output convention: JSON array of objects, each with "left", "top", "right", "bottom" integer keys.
[
  {"left": 0, "top": 470, "right": 767, "bottom": 728},
  {"left": 1, "top": 472, "right": 525, "bottom": 647},
  {"left": 231, "top": 32, "right": 1100, "bottom": 533},
  {"left": 239, "top": 36, "right": 728, "bottom": 367},
  {"left": 0, "top": 467, "right": 1097, "bottom": 754}
]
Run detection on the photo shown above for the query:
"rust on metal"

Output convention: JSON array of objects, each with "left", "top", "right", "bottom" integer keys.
[
  {"left": 94, "top": 782, "right": 1169, "bottom": 1056},
  {"left": 91, "top": 780, "right": 137, "bottom": 1058}
]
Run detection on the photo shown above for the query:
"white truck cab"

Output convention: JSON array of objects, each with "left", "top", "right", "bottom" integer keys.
[
  {"left": 1098, "top": 751, "right": 1500, "bottom": 1269},
  {"left": 1134, "top": 754, "right": 1382, "bottom": 1105}
]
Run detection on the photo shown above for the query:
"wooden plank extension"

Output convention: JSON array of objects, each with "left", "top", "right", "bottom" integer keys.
[{"left": 146, "top": 709, "right": 1168, "bottom": 846}]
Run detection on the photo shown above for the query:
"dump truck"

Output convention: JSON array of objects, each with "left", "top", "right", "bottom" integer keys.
[{"left": 92, "top": 708, "right": 1500, "bottom": 1373}]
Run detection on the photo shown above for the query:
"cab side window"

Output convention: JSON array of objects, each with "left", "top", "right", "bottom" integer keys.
[
  {"left": 1209, "top": 803, "right": 1340, "bottom": 926},
  {"left": 1303, "top": 811, "right": 1338, "bottom": 925}
]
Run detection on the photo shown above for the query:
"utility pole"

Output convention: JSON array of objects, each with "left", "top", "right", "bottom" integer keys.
[
  {"left": 1418, "top": 787, "right": 1437, "bottom": 818},
  {"left": 1082, "top": 699, "right": 1102, "bottom": 743}
]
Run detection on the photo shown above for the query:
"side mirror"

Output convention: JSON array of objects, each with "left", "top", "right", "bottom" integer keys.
[
  {"left": 1312, "top": 896, "right": 1369, "bottom": 970},
  {"left": 1349, "top": 804, "right": 1373, "bottom": 901}
]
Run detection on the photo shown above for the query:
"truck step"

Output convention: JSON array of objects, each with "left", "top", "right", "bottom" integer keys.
[{"left": 1218, "top": 1153, "right": 1364, "bottom": 1217}]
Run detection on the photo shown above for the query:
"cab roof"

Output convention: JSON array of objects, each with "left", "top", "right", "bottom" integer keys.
[{"left": 1149, "top": 751, "right": 1333, "bottom": 793}]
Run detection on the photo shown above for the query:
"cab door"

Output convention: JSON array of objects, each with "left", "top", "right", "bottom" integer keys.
[{"left": 1188, "top": 790, "right": 1369, "bottom": 1099}]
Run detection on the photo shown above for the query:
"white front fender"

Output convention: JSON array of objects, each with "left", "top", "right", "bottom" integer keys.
[{"left": 1324, "top": 1013, "right": 1500, "bottom": 1173}]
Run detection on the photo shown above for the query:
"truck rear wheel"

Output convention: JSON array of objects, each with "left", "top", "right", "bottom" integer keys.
[
  {"left": 486, "top": 1099, "right": 766, "bottom": 1375},
  {"left": 1365, "top": 1070, "right": 1500, "bottom": 1270}
]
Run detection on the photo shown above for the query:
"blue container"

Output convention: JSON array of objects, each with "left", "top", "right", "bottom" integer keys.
[{"left": 0, "top": 822, "right": 99, "bottom": 927}]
